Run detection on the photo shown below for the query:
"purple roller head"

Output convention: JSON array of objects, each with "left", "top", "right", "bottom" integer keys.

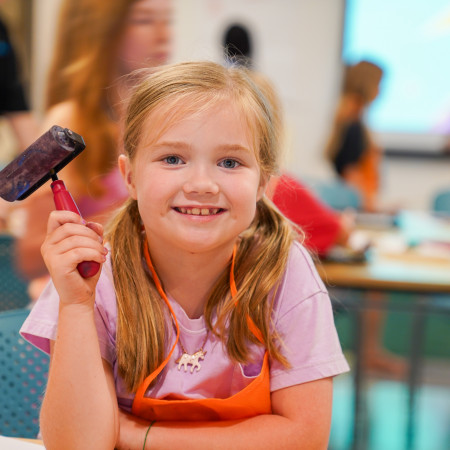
[{"left": 0, "top": 125, "right": 85, "bottom": 202}]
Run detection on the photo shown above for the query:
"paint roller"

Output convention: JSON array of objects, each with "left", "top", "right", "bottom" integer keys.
[{"left": 0, "top": 125, "right": 100, "bottom": 278}]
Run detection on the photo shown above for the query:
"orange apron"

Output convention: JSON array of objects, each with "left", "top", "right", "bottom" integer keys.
[{"left": 131, "top": 241, "right": 271, "bottom": 422}]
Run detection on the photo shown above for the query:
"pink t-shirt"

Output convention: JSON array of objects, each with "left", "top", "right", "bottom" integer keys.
[
  {"left": 76, "top": 168, "right": 129, "bottom": 218},
  {"left": 20, "top": 241, "right": 349, "bottom": 412}
]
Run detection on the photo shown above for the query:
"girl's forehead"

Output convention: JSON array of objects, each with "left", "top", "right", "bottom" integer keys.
[{"left": 138, "top": 97, "right": 258, "bottom": 147}]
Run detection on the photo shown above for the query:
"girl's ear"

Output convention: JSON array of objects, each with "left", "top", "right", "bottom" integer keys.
[
  {"left": 118, "top": 154, "right": 137, "bottom": 199},
  {"left": 256, "top": 175, "right": 270, "bottom": 201}
]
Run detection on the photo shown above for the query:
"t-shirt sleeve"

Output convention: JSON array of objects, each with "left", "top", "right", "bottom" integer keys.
[
  {"left": 20, "top": 256, "right": 118, "bottom": 366},
  {"left": 269, "top": 242, "right": 349, "bottom": 392}
]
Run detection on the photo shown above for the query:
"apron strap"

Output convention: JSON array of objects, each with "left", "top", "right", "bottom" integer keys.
[
  {"left": 135, "top": 241, "right": 180, "bottom": 394},
  {"left": 136, "top": 239, "right": 264, "bottom": 397}
]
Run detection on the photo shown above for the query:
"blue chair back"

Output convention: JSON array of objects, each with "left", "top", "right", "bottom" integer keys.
[
  {"left": 432, "top": 189, "right": 450, "bottom": 215},
  {"left": 0, "top": 308, "right": 49, "bottom": 438},
  {"left": 312, "top": 179, "right": 361, "bottom": 211},
  {"left": 0, "top": 234, "right": 31, "bottom": 311}
]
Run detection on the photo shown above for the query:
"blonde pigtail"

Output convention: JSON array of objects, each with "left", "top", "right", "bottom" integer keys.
[
  {"left": 106, "top": 199, "right": 167, "bottom": 392},
  {"left": 206, "top": 197, "right": 298, "bottom": 368}
]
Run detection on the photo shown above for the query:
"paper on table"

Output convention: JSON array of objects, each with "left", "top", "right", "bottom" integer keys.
[{"left": 0, "top": 436, "right": 44, "bottom": 449}]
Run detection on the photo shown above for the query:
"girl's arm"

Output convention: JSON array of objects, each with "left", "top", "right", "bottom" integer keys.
[
  {"left": 41, "top": 342, "right": 119, "bottom": 450},
  {"left": 117, "top": 377, "right": 333, "bottom": 450},
  {"left": 39, "top": 210, "right": 119, "bottom": 449}
]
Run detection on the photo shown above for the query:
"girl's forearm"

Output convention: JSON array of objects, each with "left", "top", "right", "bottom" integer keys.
[
  {"left": 119, "top": 414, "right": 326, "bottom": 450},
  {"left": 40, "top": 303, "right": 118, "bottom": 450},
  {"left": 151, "top": 416, "right": 325, "bottom": 450}
]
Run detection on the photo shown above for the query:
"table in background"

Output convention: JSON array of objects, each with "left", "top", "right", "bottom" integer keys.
[{"left": 317, "top": 211, "right": 450, "bottom": 450}]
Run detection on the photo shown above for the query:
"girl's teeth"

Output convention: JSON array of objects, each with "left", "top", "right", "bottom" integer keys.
[{"left": 178, "top": 208, "right": 220, "bottom": 215}]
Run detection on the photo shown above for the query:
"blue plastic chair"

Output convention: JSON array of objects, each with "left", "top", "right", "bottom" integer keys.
[
  {"left": 0, "top": 234, "right": 31, "bottom": 312},
  {"left": 432, "top": 189, "right": 450, "bottom": 215},
  {"left": 0, "top": 308, "right": 49, "bottom": 438},
  {"left": 312, "top": 179, "right": 361, "bottom": 211}
]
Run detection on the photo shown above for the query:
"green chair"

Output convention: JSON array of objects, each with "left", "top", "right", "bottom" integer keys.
[
  {"left": 0, "top": 234, "right": 31, "bottom": 312},
  {"left": 0, "top": 308, "right": 49, "bottom": 438},
  {"left": 432, "top": 188, "right": 450, "bottom": 215}
]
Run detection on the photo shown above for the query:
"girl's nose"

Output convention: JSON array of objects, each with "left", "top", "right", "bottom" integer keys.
[{"left": 183, "top": 167, "right": 219, "bottom": 195}]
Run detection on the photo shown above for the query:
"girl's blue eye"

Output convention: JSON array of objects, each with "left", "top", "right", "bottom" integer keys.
[
  {"left": 220, "top": 159, "right": 240, "bottom": 169},
  {"left": 163, "top": 155, "right": 182, "bottom": 165}
]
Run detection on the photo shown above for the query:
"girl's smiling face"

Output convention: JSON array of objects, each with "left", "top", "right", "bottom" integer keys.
[{"left": 119, "top": 99, "right": 267, "bottom": 256}]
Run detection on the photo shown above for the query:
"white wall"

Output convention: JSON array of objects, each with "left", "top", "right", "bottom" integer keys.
[
  {"left": 31, "top": 0, "right": 450, "bottom": 211},
  {"left": 172, "top": 0, "right": 344, "bottom": 178},
  {"left": 30, "top": 0, "right": 60, "bottom": 115}
]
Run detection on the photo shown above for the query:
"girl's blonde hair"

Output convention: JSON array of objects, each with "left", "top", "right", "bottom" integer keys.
[
  {"left": 105, "top": 61, "right": 297, "bottom": 392},
  {"left": 45, "top": 0, "right": 137, "bottom": 195}
]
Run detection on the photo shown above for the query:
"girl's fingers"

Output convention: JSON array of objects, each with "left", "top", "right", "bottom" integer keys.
[
  {"left": 44, "top": 233, "right": 107, "bottom": 260},
  {"left": 46, "top": 210, "right": 85, "bottom": 234},
  {"left": 45, "top": 245, "right": 107, "bottom": 274},
  {"left": 41, "top": 211, "right": 106, "bottom": 305},
  {"left": 46, "top": 212, "right": 104, "bottom": 246},
  {"left": 45, "top": 212, "right": 103, "bottom": 244},
  {"left": 42, "top": 211, "right": 106, "bottom": 273},
  {"left": 45, "top": 222, "right": 104, "bottom": 247},
  {"left": 85, "top": 221, "right": 104, "bottom": 237}
]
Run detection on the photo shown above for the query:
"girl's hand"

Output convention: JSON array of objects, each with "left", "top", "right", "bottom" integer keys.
[
  {"left": 41, "top": 210, "right": 108, "bottom": 306},
  {"left": 116, "top": 409, "right": 150, "bottom": 450}
]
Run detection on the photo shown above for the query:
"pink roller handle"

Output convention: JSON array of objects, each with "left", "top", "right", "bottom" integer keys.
[{"left": 50, "top": 179, "right": 100, "bottom": 278}]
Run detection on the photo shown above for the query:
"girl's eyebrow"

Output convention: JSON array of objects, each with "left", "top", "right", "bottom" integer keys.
[
  {"left": 153, "top": 141, "right": 252, "bottom": 153},
  {"left": 217, "top": 144, "right": 253, "bottom": 154},
  {"left": 152, "top": 141, "right": 190, "bottom": 151}
]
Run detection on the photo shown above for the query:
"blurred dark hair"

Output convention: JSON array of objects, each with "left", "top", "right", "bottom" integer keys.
[{"left": 223, "top": 23, "right": 253, "bottom": 68}]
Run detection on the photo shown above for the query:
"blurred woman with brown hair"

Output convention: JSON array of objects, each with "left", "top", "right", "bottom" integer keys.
[
  {"left": 14, "top": 0, "right": 173, "bottom": 282},
  {"left": 325, "top": 60, "right": 384, "bottom": 212}
]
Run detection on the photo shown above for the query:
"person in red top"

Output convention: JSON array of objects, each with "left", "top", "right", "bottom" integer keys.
[{"left": 269, "top": 173, "right": 353, "bottom": 257}]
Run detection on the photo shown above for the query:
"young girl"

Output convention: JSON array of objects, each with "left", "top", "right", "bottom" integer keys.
[{"left": 21, "top": 61, "right": 349, "bottom": 449}]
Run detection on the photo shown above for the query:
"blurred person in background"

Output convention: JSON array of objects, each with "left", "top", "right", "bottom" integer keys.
[
  {"left": 324, "top": 61, "right": 407, "bottom": 376},
  {"left": 325, "top": 60, "right": 384, "bottom": 212},
  {"left": 0, "top": 0, "right": 38, "bottom": 153},
  {"left": 10, "top": 0, "right": 173, "bottom": 294},
  {"left": 0, "top": 1, "right": 39, "bottom": 231}
]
